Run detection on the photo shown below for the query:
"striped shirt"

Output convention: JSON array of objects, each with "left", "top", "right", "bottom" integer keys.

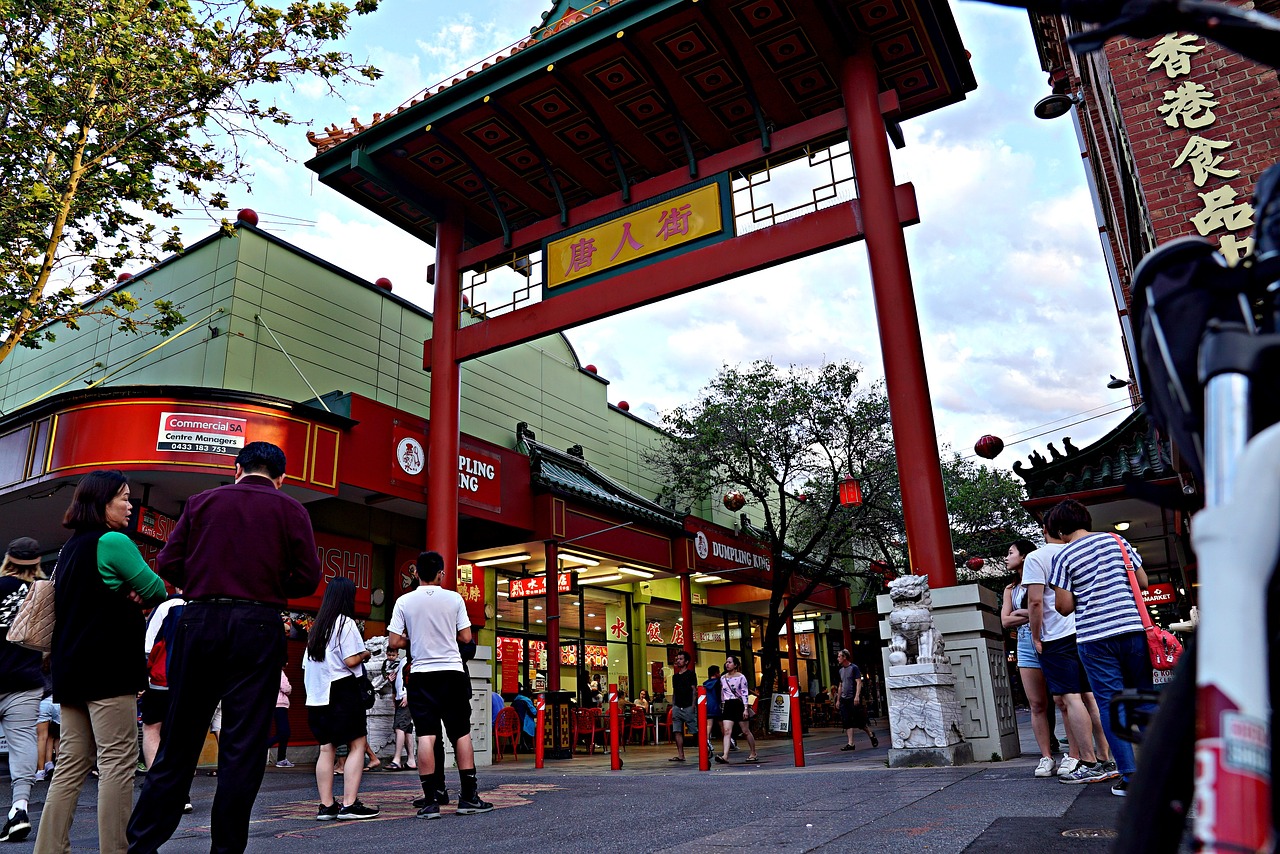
[{"left": 1048, "top": 532, "right": 1144, "bottom": 643}]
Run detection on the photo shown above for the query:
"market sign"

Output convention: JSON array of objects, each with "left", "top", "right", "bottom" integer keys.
[
  {"left": 507, "top": 572, "right": 574, "bottom": 600},
  {"left": 156, "top": 411, "right": 247, "bottom": 456},
  {"left": 1142, "top": 582, "right": 1177, "bottom": 605},
  {"left": 543, "top": 178, "right": 730, "bottom": 292}
]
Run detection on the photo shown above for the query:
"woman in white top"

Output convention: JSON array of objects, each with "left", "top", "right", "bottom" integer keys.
[
  {"left": 715, "top": 655, "right": 758, "bottom": 764},
  {"left": 303, "top": 578, "right": 378, "bottom": 821}
]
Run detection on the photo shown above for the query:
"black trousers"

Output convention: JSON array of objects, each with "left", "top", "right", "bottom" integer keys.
[{"left": 128, "top": 602, "right": 285, "bottom": 854}]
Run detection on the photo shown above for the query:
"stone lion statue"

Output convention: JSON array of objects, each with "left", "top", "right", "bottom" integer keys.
[{"left": 887, "top": 574, "right": 944, "bottom": 668}]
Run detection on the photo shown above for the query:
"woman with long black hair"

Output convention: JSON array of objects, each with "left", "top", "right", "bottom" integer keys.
[
  {"left": 715, "top": 654, "right": 758, "bottom": 764},
  {"left": 303, "top": 578, "right": 378, "bottom": 821}
]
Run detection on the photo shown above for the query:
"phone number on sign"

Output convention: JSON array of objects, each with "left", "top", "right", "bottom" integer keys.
[{"left": 159, "top": 442, "right": 235, "bottom": 454}]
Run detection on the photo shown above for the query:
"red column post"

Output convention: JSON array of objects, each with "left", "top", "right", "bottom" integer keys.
[
  {"left": 789, "top": 676, "right": 805, "bottom": 767},
  {"left": 535, "top": 693, "right": 546, "bottom": 769},
  {"left": 842, "top": 49, "right": 957, "bottom": 588},
  {"left": 544, "top": 540, "right": 560, "bottom": 692},
  {"left": 680, "top": 573, "right": 695, "bottom": 658},
  {"left": 426, "top": 210, "right": 465, "bottom": 589}
]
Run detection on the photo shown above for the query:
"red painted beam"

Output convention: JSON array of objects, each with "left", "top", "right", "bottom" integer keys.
[
  {"left": 425, "top": 184, "right": 918, "bottom": 368},
  {"left": 456, "top": 109, "right": 848, "bottom": 269}
]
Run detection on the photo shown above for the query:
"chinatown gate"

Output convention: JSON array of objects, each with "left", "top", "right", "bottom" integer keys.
[{"left": 307, "top": 0, "right": 980, "bottom": 708}]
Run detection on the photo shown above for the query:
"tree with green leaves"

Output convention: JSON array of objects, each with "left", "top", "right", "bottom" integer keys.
[
  {"left": 652, "top": 360, "right": 1036, "bottom": 701},
  {"left": 0, "top": 0, "right": 382, "bottom": 364}
]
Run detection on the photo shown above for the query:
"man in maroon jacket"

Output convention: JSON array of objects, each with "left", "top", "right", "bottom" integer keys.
[{"left": 129, "top": 442, "right": 321, "bottom": 854}]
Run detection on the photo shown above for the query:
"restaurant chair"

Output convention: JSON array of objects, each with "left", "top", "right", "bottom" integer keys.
[{"left": 493, "top": 706, "right": 521, "bottom": 762}]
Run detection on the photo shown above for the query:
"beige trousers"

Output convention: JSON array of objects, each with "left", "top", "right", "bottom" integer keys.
[{"left": 33, "top": 694, "right": 138, "bottom": 854}]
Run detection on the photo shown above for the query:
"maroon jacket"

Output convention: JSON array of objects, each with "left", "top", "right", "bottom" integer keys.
[{"left": 156, "top": 475, "right": 321, "bottom": 606}]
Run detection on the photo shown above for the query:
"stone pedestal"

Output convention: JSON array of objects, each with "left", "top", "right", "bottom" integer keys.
[
  {"left": 879, "top": 583, "right": 1020, "bottom": 763},
  {"left": 885, "top": 666, "right": 973, "bottom": 767}
]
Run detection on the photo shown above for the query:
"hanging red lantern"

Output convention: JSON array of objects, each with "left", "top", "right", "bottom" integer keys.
[
  {"left": 966, "top": 557, "right": 985, "bottom": 572},
  {"left": 838, "top": 474, "right": 863, "bottom": 507},
  {"left": 974, "top": 435, "right": 1004, "bottom": 459},
  {"left": 722, "top": 491, "right": 746, "bottom": 511}
]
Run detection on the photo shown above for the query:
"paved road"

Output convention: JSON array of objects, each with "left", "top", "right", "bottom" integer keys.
[{"left": 4, "top": 714, "right": 1128, "bottom": 852}]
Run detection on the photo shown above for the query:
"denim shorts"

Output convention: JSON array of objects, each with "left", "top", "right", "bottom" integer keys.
[{"left": 1016, "top": 627, "right": 1040, "bottom": 670}]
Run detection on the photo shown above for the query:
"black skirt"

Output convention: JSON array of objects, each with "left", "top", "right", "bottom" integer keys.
[{"left": 307, "top": 676, "right": 367, "bottom": 746}]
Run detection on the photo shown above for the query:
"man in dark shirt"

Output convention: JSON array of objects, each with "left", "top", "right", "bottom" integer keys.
[
  {"left": 129, "top": 442, "right": 320, "bottom": 854},
  {"left": 670, "top": 650, "right": 697, "bottom": 762}
]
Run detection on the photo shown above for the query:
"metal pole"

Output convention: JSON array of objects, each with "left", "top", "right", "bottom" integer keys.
[
  {"left": 842, "top": 48, "right": 956, "bottom": 588},
  {"left": 697, "top": 686, "right": 709, "bottom": 771},
  {"left": 609, "top": 683, "right": 622, "bottom": 771},
  {"left": 535, "top": 694, "right": 546, "bottom": 769},
  {"left": 789, "top": 676, "right": 805, "bottom": 767}
]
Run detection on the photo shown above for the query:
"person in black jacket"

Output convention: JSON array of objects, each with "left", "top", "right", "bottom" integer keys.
[
  {"left": 0, "top": 537, "right": 46, "bottom": 843},
  {"left": 128, "top": 442, "right": 321, "bottom": 854},
  {"left": 34, "top": 472, "right": 168, "bottom": 854}
]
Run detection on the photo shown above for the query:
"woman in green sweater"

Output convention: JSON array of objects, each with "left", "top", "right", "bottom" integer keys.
[{"left": 35, "top": 471, "right": 167, "bottom": 854}]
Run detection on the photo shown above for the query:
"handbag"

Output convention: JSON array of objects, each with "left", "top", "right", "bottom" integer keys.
[
  {"left": 7, "top": 575, "right": 55, "bottom": 654},
  {"left": 1111, "top": 533, "right": 1183, "bottom": 670},
  {"left": 357, "top": 666, "right": 376, "bottom": 710}
]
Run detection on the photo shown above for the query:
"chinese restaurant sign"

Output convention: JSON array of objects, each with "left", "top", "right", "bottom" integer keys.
[
  {"left": 507, "top": 572, "right": 574, "bottom": 601},
  {"left": 544, "top": 178, "right": 730, "bottom": 293}
]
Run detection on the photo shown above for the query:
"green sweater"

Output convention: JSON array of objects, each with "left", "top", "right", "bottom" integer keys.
[{"left": 97, "top": 531, "right": 168, "bottom": 605}]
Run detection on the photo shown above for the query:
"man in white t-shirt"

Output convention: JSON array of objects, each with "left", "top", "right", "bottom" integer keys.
[
  {"left": 1023, "top": 530, "right": 1114, "bottom": 785},
  {"left": 388, "top": 551, "right": 492, "bottom": 819}
]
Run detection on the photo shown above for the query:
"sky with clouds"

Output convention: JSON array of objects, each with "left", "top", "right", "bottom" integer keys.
[{"left": 211, "top": 0, "right": 1136, "bottom": 472}]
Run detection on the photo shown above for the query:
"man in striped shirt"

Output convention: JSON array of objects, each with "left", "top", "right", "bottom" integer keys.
[{"left": 1046, "top": 499, "right": 1151, "bottom": 798}]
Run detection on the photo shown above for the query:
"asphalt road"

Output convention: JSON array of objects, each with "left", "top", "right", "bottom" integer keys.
[{"left": 4, "top": 716, "right": 1129, "bottom": 852}]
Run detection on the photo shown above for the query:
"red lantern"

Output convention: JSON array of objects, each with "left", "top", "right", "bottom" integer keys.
[
  {"left": 236, "top": 208, "right": 259, "bottom": 226},
  {"left": 838, "top": 475, "right": 863, "bottom": 507},
  {"left": 722, "top": 491, "right": 745, "bottom": 511},
  {"left": 966, "top": 557, "right": 985, "bottom": 572},
  {"left": 796, "top": 492, "right": 808, "bottom": 502},
  {"left": 974, "top": 435, "right": 1004, "bottom": 459},
  {"left": 375, "top": 277, "right": 393, "bottom": 291}
]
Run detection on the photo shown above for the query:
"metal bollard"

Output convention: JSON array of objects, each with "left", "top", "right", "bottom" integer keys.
[
  {"left": 789, "top": 676, "right": 805, "bottom": 767},
  {"left": 609, "top": 683, "right": 622, "bottom": 771},
  {"left": 535, "top": 693, "right": 546, "bottom": 769},
  {"left": 697, "top": 685, "right": 709, "bottom": 771}
]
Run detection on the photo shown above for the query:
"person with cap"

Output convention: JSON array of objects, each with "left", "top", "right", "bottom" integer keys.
[
  {"left": 0, "top": 537, "right": 44, "bottom": 842},
  {"left": 127, "top": 441, "right": 321, "bottom": 853}
]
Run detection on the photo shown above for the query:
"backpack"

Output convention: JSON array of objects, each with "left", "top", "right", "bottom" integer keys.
[
  {"left": 703, "top": 677, "right": 722, "bottom": 717},
  {"left": 145, "top": 596, "right": 185, "bottom": 688}
]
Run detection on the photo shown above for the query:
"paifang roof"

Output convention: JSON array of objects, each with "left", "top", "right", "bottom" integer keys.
[{"left": 306, "top": 0, "right": 975, "bottom": 252}]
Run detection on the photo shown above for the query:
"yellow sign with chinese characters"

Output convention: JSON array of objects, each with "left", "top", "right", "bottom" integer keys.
[{"left": 545, "top": 181, "right": 725, "bottom": 289}]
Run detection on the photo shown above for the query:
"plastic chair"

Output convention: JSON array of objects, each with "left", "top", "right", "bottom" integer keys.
[
  {"left": 655, "top": 706, "right": 673, "bottom": 743},
  {"left": 626, "top": 708, "right": 648, "bottom": 745},
  {"left": 572, "top": 708, "right": 599, "bottom": 755},
  {"left": 493, "top": 706, "right": 520, "bottom": 762}
]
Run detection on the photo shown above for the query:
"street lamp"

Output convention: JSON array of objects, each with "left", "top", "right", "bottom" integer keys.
[{"left": 838, "top": 474, "right": 863, "bottom": 507}]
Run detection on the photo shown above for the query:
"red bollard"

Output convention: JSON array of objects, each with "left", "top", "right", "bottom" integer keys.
[
  {"left": 789, "top": 676, "right": 805, "bottom": 767},
  {"left": 609, "top": 683, "right": 622, "bottom": 771},
  {"left": 697, "top": 685, "right": 709, "bottom": 771},
  {"left": 535, "top": 693, "right": 546, "bottom": 769}
]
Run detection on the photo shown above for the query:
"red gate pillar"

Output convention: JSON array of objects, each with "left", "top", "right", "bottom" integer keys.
[
  {"left": 680, "top": 573, "right": 695, "bottom": 659},
  {"left": 427, "top": 210, "right": 465, "bottom": 589},
  {"left": 842, "top": 49, "right": 957, "bottom": 588},
  {"left": 785, "top": 604, "right": 800, "bottom": 676},
  {"left": 544, "top": 540, "right": 561, "bottom": 692}
]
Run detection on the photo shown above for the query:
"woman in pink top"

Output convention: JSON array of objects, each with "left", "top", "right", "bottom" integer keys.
[
  {"left": 267, "top": 670, "right": 292, "bottom": 768},
  {"left": 715, "top": 655, "right": 758, "bottom": 764}
]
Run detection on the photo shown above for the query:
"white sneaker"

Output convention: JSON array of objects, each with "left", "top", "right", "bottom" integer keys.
[
  {"left": 1035, "top": 756, "right": 1057, "bottom": 778},
  {"left": 1057, "top": 756, "right": 1080, "bottom": 778},
  {"left": 33, "top": 770, "right": 45, "bottom": 782}
]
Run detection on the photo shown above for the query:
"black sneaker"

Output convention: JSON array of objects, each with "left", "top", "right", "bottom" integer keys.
[
  {"left": 870, "top": 735, "right": 880, "bottom": 748},
  {"left": 315, "top": 803, "right": 340, "bottom": 821},
  {"left": 1111, "top": 778, "right": 1129, "bottom": 797},
  {"left": 336, "top": 801, "right": 380, "bottom": 820},
  {"left": 455, "top": 796, "right": 494, "bottom": 815},
  {"left": 411, "top": 789, "right": 450, "bottom": 810},
  {"left": 416, "top": 803, "right": 442, "bottom": 820},
  {"left": 0, "top": 809, "right": 31, "bottom": 842}
]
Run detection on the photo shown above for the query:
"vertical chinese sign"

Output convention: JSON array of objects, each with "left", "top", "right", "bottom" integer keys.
[{"left": 1144, "top": 34, "right": 1254, "bottom": 261}]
